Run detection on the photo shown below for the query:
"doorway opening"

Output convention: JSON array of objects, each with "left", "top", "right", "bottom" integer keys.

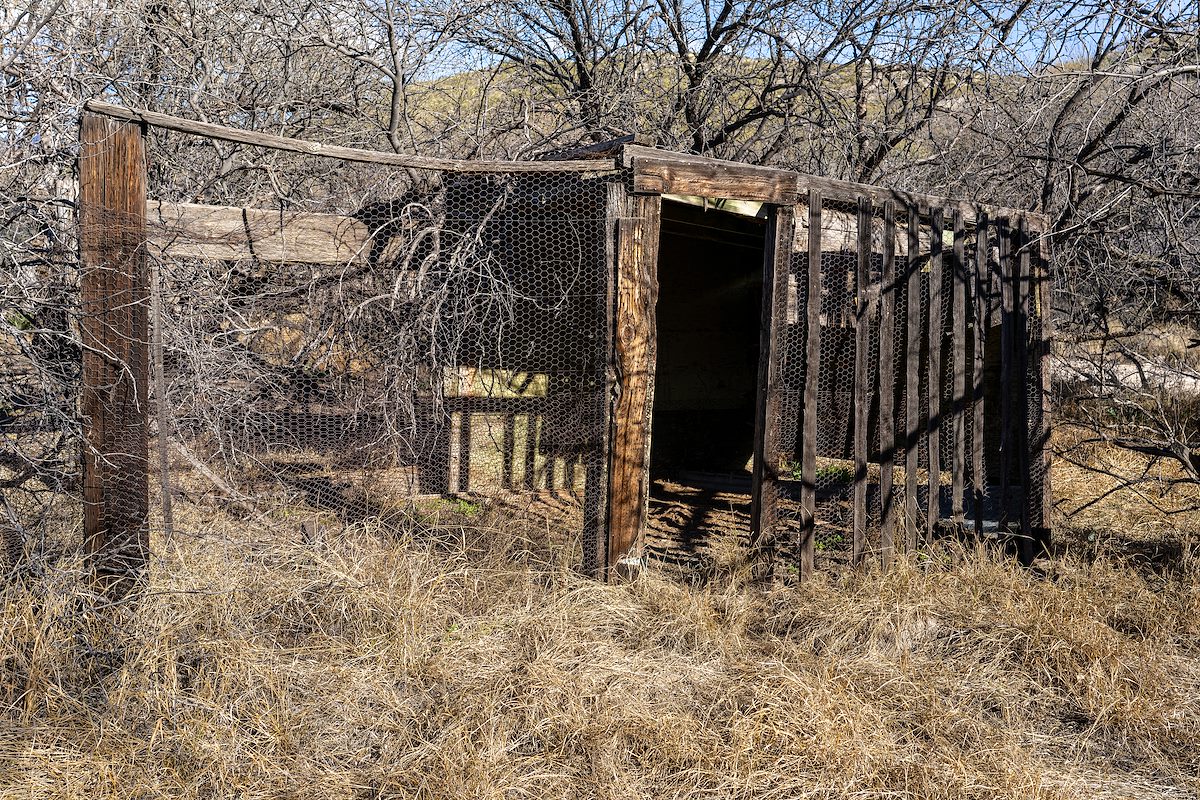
[{"left": 646, "top": 197, "right": 767, "bottom": 568}]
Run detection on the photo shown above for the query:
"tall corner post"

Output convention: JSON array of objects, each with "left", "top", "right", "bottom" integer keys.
[
  {"left": 79, "top": 111, "right": 150, "bottom": 597},
  {"left": 605, "top": 188, "right": 661, "bottom": 580}
]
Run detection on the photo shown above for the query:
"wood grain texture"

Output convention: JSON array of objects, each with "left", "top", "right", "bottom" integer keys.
[
  {"left": 607, "top": 193, "right": 661, "bottom": 574},
  {"left": 79, "top": 112, "right": 150, "bottom": 597},
  {"left": 799, "top": 190, "right": 822, "bottom": 578},
  {"left": 628, "top": 146, "right": 799, "bottom": 203},
  {"left": 852, "top": 197, "right": 872, "bottom": 565},
  {"left": 147, "top": 200, "right": 372, "bottom": 264},
  {"left": 879, "top": 202, "right": 898, "bottom": 566}
]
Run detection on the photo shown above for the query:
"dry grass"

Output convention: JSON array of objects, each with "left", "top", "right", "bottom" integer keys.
[{"left": 2, "top": 468, "right": 1200, "bottom": 798}]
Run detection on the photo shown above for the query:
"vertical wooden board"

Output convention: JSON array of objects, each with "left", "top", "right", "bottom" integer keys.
[
  {"left": 750, "top": 204, "right": 794, "bottom": 569},
  {"left": 878, "top": 202, "right": 897, "bottom": 566},
  {"left": 972, "top": 215, "right": 990, "bottom": 536},
  {"left": 1015, "top": 216, "right": 1034, "bottom": 559},
  {"left": 1036, "top": 230, "right": 1054, "bottom": 539},
  {"left": 607, "top": 191, "right": 660, "bottom": 575},
  {"left": 926, "top": 208, "right": 944, "bottom": 540},
  {"left": 457, "top": 412, "right": 472, "bottom": 492},
  {"left": 852, "top": 197, "right": 871, "bottom": 565},
  {"left": 581, "top": 181, "right": 623, "bottom": 579},
  {"left": 904, "top": 206, "right": 922, "bottom": 552},
  {"left": 79, "top": 112, "right": 150, "bottom": 596},
  {"left": 951, "top": 211, "right": 968, "bottom": 522},
  {"left": 799, "top": 189, "right": 823, "bottom": 578},
  {"left": 997, "top": 218, "right": 1014, "bottom": 532},
  {"left": 523, "top": 414, "right": 538, "bottom": 490}
]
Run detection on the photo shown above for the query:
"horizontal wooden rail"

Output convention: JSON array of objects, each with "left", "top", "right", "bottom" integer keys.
[
  {"left": 88, "top": 101, "right": 1050, "bottom": 230},
  {"left": 147, "top": 201, "right": 371, "bottom": 264},
  {"left": 84, "top": 100, "right": 617, "bottom": 174}
]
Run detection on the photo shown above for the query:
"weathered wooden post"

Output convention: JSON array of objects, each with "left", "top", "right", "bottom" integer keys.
[
  {"left": 79, "top": 111, "right": 150, "bottom": 597},
  {"left": 606, "top": 189, "right": 661, "bottom": 580}
]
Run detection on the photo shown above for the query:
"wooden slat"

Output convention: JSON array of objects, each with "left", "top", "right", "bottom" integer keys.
[
  {"left": 86, "top": 100, "right": 612, "bottom": 174},
  {"left": 998, "top": 218, "right": 1014, "bottom": 533},
  {"left": 523, "top": 415, "right": 538, "bottom": 491},
  {"left": 904, "top": 206, "right": 922, "bottom": 552},
  {"left": 926, "top": 208, "right": 944, "bottom": 540},
  {"left": 852, "top": 197, "right": 872, "bottom": 565},
  {"left": 502, "top": 413, "right": 517, "bottom": 490},
  {"left": 607, "top": 193, "right": 661, "bottom": 574},
  {"left": 1015, "top": 216, "right": 1034, "bottom": 562},
  {"left": 457, "top": 412, "right": 472, "bottom": 492},
  {"left": 1036, "top": 230, "right": 1054, "bottom": 540},
  {"left": 147, "top": 200, "right": 371, "bottom": 264},
  {"left": 749, "top": 204, "right": 795, "bottom": 569},
  {"left": 879, "top": 202, "right": 898, "bottom": 566},
  {"left": 972, "top": 214, "right": 990, "bottom": 536},
  {"left": 799, "top": 189, "right": 823, "bottom": 577},
  {"left": 951, "top": 211, "right": 968, "bottom": 523},
  {"left": 80, "top": 112, "right": 150, "bottom": 597},
  {"left": 582, "top": 180, "right": 623, "bottom": 579},
  {"left": 628, "top": 146, "right": 799, "bottom": 204}
]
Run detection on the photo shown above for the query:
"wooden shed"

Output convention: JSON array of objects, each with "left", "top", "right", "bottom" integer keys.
[{"left": 76, "top": 103, "right": 1051, "bottom": 587}]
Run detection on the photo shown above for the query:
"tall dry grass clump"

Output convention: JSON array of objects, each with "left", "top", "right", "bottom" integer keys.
[{"left": 1, "top": 500, "right": 1198, "bottom": 799}]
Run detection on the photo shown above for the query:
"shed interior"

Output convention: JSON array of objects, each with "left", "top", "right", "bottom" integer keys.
[{"left": 650, "top": 198, "right": 766, "bottom": 481}]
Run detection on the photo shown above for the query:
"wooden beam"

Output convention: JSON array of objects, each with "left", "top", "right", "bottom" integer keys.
[
  {"left": 799, "top": 189, "right": 823, "bottom": 578},
  {"left": 85, "top": 100, "right": 612, "bottom": 174},
  {"left": 998, "top": 218, "right": 1014, "bottom": 534},
  {"left": 972, "top": 215, "right": 990, "bottom": 537},
  {"left": 852, "top": 197, "right": 871, "bottom": 565},
  {"left": 878, "top": 201, "right": 898, "bottom": 566},
  {"left": 79, "top": 112, "right": 150, "bottom": 597},
  {"left": 607, "top": 192, "right": 661, "bottom": 575},
  {"left": 1035, "top": 229, "right": 1054, "bottom": 543},
  {"left": 904, "top": 206, "right": 922, "bottom": 552},
  {"left": 627, "top": 145, "right": 799, "bottom": 204},
  {"left": 926, "top": 208, "right": 944, "bottom": 540},
  {"left": 951, "top": 211, "right": 968, "bottom": 524},
  {"left": 750, "top": 204, "right": 795, "bottom": 570},
  {"left": 1015, "top": 216, "right": 1034, "bottom": 563},
  {"left": 147, "top": 200, "right": 372, "bottom": 264}
]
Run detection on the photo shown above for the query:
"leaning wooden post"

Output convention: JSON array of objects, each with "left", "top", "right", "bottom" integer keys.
[{"left": 79, "top": 111, "right": 150, "bottom": 597}]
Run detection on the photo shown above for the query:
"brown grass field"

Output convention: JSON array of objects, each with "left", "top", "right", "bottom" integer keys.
[{"left": 1, "top": 432, "right": 1198, "bottom": 799}]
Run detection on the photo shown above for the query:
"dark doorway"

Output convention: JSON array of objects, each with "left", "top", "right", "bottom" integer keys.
[{"left": 649, "top": 199, "right": 767, "bottom": 483}]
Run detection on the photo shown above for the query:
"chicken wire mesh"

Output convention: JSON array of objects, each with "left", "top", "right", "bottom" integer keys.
[
  {"left": 760, "top": 192, "right": 1045, "bottom": 571},
  {"left": 133, "top": 128, "right": 619, "bottom": 576}
]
